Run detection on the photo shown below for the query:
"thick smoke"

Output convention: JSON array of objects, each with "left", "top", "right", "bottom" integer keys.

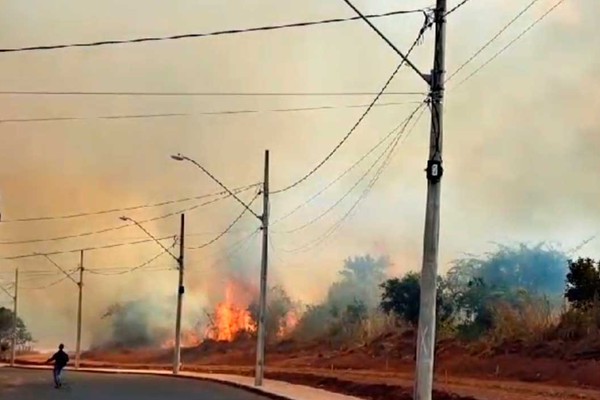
[{"left": 0, "top": 0, "right": 598, "bottom": 349}]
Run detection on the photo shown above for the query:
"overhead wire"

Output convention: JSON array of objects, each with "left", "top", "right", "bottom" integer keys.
[
  {"left": 273, "top": 109, "right": 420, "bottom": 235},
  {"left": 186, "top": 188, "right": 261, "bottom": 251},
  {"left": 0, "top": 101, "right": 423, "bottom": 125},
  {"left": 271, "top": 101, "right": 428, "bottom": 226},
  {"left": 0, "top": 9, "right": 427, "bottom": 54},
  {"left": 19, "top": 269, "right": 78, "bottom": 290},
  {"left": 445, "top": 0, "right": 474, "bottom": 17},
  {"left": 87, "top": 241, "right": 177, "bottom": 276},
  {"left": 453, "top": 0, "right": 566, "bottom": 88},
  {"left": 0, "top": 90, "right": 425, "bottom": 97},
  {"left": 0, "top": 183, "right": 258, "bottom": 223},
  {"left": 0, "top": 185, "right": 256, "bottom": 245},
  {"left": 271, "top": 18, "right": 432, "bottom": 195},
  {"left": 270, "top": 106, "right": 426, "bottom": 226},
  {"left": 89, "top": 229, "right": 260, "bottom": 276},
  {"left": 278, "top": 102, "right": 428, "bottom": 254},
  {"left": 446, "top": 0, "right": 540, "bottom": 82}
]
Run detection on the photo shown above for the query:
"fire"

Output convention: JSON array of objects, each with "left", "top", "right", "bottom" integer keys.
[
  {"left": 207, "top": 281, "right": 255, "bottom": 341},
  {"left": 278, "top": 310, "right": 300, "bottom": 338}
]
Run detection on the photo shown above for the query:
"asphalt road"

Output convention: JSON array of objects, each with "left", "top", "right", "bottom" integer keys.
[{"left": 0, "top": 368, "right": 272, "bottom": 400}]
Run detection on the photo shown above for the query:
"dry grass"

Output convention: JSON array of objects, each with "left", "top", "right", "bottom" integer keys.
[{"left": 489, "top": 298, "right": 557, "bottom": 344}]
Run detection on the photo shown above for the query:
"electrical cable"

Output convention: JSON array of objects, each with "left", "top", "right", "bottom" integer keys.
[
  {"left": 0, "top": 90, "right": 425, "bottom": 97},
  {"left": 453, "top": 0, "right": 566, "bottom": 88},
  {"left": 279, "top": 102, "right": 427, "bottom": 254},
  {"left": 0, "top": 101, "right": 422, "bottom": 125},
  {"left": 446, "top": 0, "right": 540, "bottom": 82},
  {"left": 274, "top": 112, "right": 413, "bottom": 235},
  {"left": 0, "top": 9, "right": 427, "bottom": 54},
  {"left": 186, "top": 189, "right": 261, "bottom": 250},
  {"left": 271, "top": 21, "right": 431, "bottom": 195},
  {"left": 0, "top": 183, "right": 258, "bottom": 223},
  {"left": 445, "top": 0, "right": 474, "bottom": 16},
  {"left": 0, "top": 185, "right": 254, "bottom": 245},
  {"left": 271, "top": 96, "right": 429, "bottom": 226},
  {"left": 19, "top": 269, "right": 78, "bottom": 290},
  {"left": 87, "top": 241, "right": 177, "bottom": 276}
]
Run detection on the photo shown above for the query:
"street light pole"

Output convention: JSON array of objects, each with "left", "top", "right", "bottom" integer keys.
[
  {"left": 10, "top": 268, "right": 18, "bottom": 367},
  {"left": 254, "top": 150, "right": 270, "bottom": 387},
  {"left": 119, "top": 215, "right": 183, "bottom": 374},
  {"left": 173, "top": 213, "right": 185, "bottom": 374},
  {"left": 75, "top": 250, "right": 84, "bottom": 369},
  {"left": 170, "top": 151, "right": 270, "bottom": 387}
]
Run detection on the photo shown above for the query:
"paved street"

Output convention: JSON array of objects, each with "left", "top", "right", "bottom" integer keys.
[{"left": 0, "top": 368, "right": 272, "bottom": 400}]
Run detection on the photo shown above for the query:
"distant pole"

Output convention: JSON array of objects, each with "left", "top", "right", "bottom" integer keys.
[
  {"left": 254, "top": 150, "right": 270, "bottom": 387},
  {"left": 415, "top": 1, "right": 447, "bottom": 400},
  {"left": 173, "top": 213, "right": 185, "bottom": 374},
  {"left": 75, "top": 250, "right": 84, "bottom": 369},
  {"left": 10, "top": 268, "right": 18, "bottom": 367}
]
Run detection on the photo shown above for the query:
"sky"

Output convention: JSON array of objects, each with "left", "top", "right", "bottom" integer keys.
[{"left": 0, "top": 0, "right": 598, "bottom": 349}]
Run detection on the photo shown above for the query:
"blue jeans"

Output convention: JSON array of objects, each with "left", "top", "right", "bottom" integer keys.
[{"left": 53, "top": 367, "right": 64, "bottom": 387}]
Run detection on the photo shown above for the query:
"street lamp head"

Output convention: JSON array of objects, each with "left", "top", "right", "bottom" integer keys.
[
  {"left": 171, "top": 154, "right": 185, "bottom": 162},
  {"left": 119, "top": 216, "right": 130, "bottom": 222}
]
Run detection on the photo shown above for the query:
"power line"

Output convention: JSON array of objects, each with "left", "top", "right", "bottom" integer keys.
[
  {"left": 0, "top": 184, "right": 258, "bottom": 223},
  {"left": 447, "top": 0, "right": 540, "bottom": 82},
  {"left": 2, "top": 235, "right": 175, "bottom": 260},
  {"left": 279, "top": 102, "right": 427, "bottom": 254},
  {"left": 445, "top": 0, "right": 474, "bottom": 16},
  {"left": 0, "top": 187, "right": 252, "bottom": 245},
  {"left": 271, "top": 22, "right": 431, "bottom": 195},
  {"left": 87, "top": 242, "right": 177, "bottom": 276},
  {"left": 186, "top": 189, "right": 261, "bottom": 251},
  {"left": 0, "top": 101, "right": 423, "bottom": 125},
  {"left": 20, "top": 269, "right": 78, "bottom": 290},
  {"left": 454, "top": 0, "right": 566, "bottom": 88},
  {"left": 271, "top": 100, "right": 427, "bottom": 226},
  {"left": 0, "top": 9, "right": 427, "bottom": 54},
  {"left": 0, "top": 90, "right": 425, "bottom": 97},
  {"left": 274, "top": 106, "right": 423, "bottom": 234},
  {"left": 88, "top": 229, "right": 259, "bottom": 276}
]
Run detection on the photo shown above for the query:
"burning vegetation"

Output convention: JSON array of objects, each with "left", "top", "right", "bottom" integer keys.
[{"left": 205, "top": 281, "right": 255, "bottom": 341}]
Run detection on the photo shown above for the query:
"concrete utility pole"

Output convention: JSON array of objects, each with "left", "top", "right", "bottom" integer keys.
[
  {"left": 10, "top": 268, "right": 19, "bottom": 367},
  {"left": 170, "top": 152, "right": 267, "bottom": 385},
  {"left": 415, "top": 1, "right": 447, "bottom": 399},
  {"left": 173, "top": 213, "right": 185, "bottom": 375},
  {"left": 76, "top": 250, "right": 84, "bottom": 370},
  {"left": 254, "top": 150, "right": 270, "bottom": 387}
]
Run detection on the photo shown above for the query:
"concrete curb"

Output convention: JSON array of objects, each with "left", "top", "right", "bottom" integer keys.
[{"left": 9, "top": 365, "right": 363, "bottom": 400}]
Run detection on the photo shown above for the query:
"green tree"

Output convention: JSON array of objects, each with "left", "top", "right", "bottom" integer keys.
[
  {"left": 0, "top": 307, "right": 33, "bottom": 352},
  {"left": 380, "top": 273, "right": 454, "bottom": 325},
  {"left": 565, "top": 258, "right": 600, "bottom": 309}
]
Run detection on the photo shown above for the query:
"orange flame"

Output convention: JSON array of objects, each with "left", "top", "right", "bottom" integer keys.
[
  {"left": 278, "top": 310, "right": 300, "bottom": 338},
  {"left": 207, "top": 281, "right": 255, "bottom": 341}
]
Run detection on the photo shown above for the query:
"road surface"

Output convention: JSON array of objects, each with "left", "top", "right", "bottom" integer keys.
[{"left": 0, "top": 368, "right": 272, "bottom": 400}]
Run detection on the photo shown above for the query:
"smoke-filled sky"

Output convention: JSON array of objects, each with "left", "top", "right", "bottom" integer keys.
[{"left": 0, "top": 0, "right": 598, "bottom": 349}]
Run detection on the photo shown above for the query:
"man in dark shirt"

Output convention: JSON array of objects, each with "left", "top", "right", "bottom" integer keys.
[{"left": 46, "top": 343, "right": 69, "bottom": 388}]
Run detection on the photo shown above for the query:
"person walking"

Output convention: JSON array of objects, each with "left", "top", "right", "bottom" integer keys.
[{"left": 46, "top": 343, "right": 69, "bottom": 388}]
